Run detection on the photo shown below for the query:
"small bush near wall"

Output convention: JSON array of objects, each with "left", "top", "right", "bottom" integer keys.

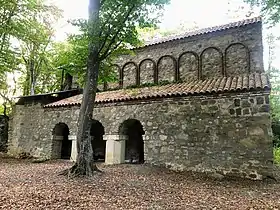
[
  {"left": 272, "top": 121, "right": 280, "bottom": 147},
  {"left": 274, "top": 147, "right": 280, "bottom": 165}
]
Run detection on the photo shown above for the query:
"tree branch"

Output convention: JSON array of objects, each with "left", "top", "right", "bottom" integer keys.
[
  {"left": 101, "top": 40, "right": 123, "bottom": 60},
  {"left": 99, "top": 5, "right": 135, "bottom": 61},
  {"left": 97, "top": 24, "right": 112, "bottom": 55},
  {"left": 97, "top": 2, "right": 122, "bottom": 38},
  {"left": 22, "top": 56, "right": 28, "bottom": 65},
  {"left": 34, "top": 34, "right": 52, "bottom": 74},
  {"left": 0, "top": 92, "right": 13, "bottom": 106}
]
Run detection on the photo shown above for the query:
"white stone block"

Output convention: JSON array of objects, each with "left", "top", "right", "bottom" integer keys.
[
  {"left": 70, "top": 140, "right": 77, "bottom": 162},
  {"left": 104, "top": 135, "right": 127, "bottom": 165},
  {"left": 68, "top": 135, "right": 76, "bottom": 141}
]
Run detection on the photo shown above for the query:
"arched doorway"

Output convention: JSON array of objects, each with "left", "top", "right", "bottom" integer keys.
[
  {"left": 119, "top": 119, "right": 145, "bottom": 163},
  {"left": 52, "top": 123, "right": 71, "bottom": 159},
  {"left": 90, "top": 120, "right": 105, "bottom": 162}
]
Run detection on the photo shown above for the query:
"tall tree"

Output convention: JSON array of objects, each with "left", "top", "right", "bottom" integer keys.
[
  {"left": 0, "top": 0, "right": 62, "bottom": 98},
  {"left": 64, "top": 0, "right": 170, "bottom": 176},
  {"left": 19, "top": 1, "right": 61, "bottom": 95},
  {"left": 70, "top": 0, "right": 101, "bottom": 176}
]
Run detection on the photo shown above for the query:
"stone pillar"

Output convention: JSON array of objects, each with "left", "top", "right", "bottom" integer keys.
[
  {"left": 104, "top": 134, "right": 127, "bottom": 165},
  {"left": 142, "top": 135, "right": 148, "bottom": 162},
  {"left": 69, "top": 135, "right": 77, "bottom": 162}
]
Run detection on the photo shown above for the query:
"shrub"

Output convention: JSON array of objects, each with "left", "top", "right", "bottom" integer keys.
[{"left": 274, "top": 147, "right": 280, "bottom": 165}]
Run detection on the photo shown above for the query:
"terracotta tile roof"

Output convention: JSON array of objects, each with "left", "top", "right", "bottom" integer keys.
[
  {"left": 136, "top": 16, "right": 261, "bottom": 49},
  {"left": 44, "top": 73, "right": 270, "bottom": 108}
]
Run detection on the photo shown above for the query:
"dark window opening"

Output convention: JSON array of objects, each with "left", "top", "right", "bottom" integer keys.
[
  {"left": 90, "top": 120, "right": 105, "bottom": 162},
  {"left": 53, "top": 123, "right": 71, "bottom": 159},
  {"left": 119, "top": 119, "right": 145, "bottom": 164}
]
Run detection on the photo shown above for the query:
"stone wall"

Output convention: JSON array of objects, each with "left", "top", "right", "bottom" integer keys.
[
  {"left": 91, "top": 92, "right": 272, "bottom": 179},
  {"left": 8, "top": 103, "right": 78, "bottom": 158},
  {"left": 104, "top": 22, "right": 263, "bottom": 90},
  {"left": 8, "top": 90, "right": 273, "bottom": 179}
]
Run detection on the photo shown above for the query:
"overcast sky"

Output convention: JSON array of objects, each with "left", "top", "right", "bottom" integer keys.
[{"left": 53, "top": 0, "right": 280, "bottom": 69}]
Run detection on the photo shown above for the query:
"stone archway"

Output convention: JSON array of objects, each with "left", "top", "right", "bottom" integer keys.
[
  {"left": 90, "top": 120, "right": 105, "bottom": 162},
  {"left": 119, "top": 119, "right": 145, "bottom": 163},
  {"left": 52, "top": 122, "right": 72, "bottom": 159}
]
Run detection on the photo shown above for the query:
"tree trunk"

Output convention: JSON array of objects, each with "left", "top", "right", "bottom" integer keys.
[
  {"left": 63, "top": 73, "right": 73, "bottom": 90},
  {"left": 63, "top": 0, "right": 101, "bottom": 177},
  {"left": 23, "top": 70, "right": 30, "bottom": 96},
  {"left": 30, "top": 58, "right": 35, "bottom": 95}
]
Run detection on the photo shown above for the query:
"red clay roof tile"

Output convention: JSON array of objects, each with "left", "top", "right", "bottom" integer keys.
[
  {"left": 135, "top": 17, "right": 261, "bottom": 49},
  {"left": 44, "top": 72, "right": 270, "bottom": 108}
]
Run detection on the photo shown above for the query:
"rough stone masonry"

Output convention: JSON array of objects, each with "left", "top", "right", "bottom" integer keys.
[{"left": 7, "top": 17, "right": 274, "bottom": 180}]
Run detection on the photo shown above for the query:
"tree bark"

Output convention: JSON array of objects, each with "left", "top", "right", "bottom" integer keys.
[
  {"left": 30, "top": 58, "right": 35, "bottom": 95},
  {"left": 63, "top": 73, "right": 73, "bottom": 90},
  {"left": 62, "top": 0, "right": 102, "bottom": 177},
  {"left": 23, "top": 69, "right": 30, "bottom": 96}
]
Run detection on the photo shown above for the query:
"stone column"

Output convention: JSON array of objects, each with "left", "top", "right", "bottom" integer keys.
[
  {"left": 104, "top": 134, "right": 127, "bottom": 165},
  {"left": 142, "top": 135, "right": 148, "bottom": 162},
  {"left": 69, "top": 135, "right": 77, "bottom": 162}
]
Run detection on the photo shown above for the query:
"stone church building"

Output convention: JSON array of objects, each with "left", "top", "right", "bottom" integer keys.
[{"left": 8, "top": 17, "right": 273, "bottom": 179}]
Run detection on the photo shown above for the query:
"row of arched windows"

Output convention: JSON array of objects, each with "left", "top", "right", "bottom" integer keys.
[{"left": 104, "top": 42, "right": 250, "bottom": 89}]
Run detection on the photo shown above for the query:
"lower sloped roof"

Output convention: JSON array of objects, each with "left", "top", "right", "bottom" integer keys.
[{"left": 44, "top": 72, "right": 270, "bottom": 108}]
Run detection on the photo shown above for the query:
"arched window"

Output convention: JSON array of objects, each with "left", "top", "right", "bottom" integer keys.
[
  {"left": 157, "top": 55, "right": 178, "bottom": 83},
  {"left": 200, "top": 47, "right": 224, "bottom": 79},
  {"left": 139, "top": 58, "right": 157, "bottom": 84}
]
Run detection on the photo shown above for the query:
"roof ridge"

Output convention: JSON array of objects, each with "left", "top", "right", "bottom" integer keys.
[{"left": 134, "top": 16, "right": 262, "bottom": 49}]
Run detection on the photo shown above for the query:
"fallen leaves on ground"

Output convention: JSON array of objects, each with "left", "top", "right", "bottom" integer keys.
[{"left": 0, "top": 158, "right": 280, "bottom": 210}]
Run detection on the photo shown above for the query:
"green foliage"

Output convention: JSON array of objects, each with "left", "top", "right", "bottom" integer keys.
[
  {"left": 0, "top": 0, "right": 170, "bottom": 104},
  {"left": 18, "top": 1, "right": 62, "bottom": 95},
  {"left": 274, "top": 147, "right": 280, "bottom": 164},
  {"left": 0, "top": 0, "right": 63, "bottom": 115},
  {"left": 266, "top": 33, "right": 280, "bottom": 148},
  {"left": 62, "top": 0, "right": 170, "bottom": 87},
  {"left": 137, "top": 22, "right": 198, "bottom": 43},
  {"left": 244, "top": 0, "right": 280, "bottom": 25},
  {"left": 0, "top": 0, "right": 62, "bottom": 98}
]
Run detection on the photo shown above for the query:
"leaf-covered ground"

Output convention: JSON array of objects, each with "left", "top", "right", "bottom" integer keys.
[{"left": 0, "top": 157, "right": 280, "bottom": 210}]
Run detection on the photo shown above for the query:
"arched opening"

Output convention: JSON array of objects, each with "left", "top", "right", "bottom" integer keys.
[
  {"left": 225, "top": 43, "right": 250, "bottom": 76},
  {"left": 139, "top": 58, "right": 156, "bottom": 84},
  {"left": 200, "top": 47, "right": 224, "bottom": 80},
  {"left": 121, "top": 62, "right": 138, "bottom": 88},
  {"left": 90, "top": 120, "right": 105, "bottom": 162},
  {"left": 119, "top": 119, "right": 145, "bottom": 164},
  {"left": 52, "top": 122, "right": 71, "bottom": 159},
  {"left": 157, "top": 55, "right": 178, "bottom": 83}
]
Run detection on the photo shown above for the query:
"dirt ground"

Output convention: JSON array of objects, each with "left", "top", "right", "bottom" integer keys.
[{"left": 0, "top": 157, "right": 280, "bottom": 210}]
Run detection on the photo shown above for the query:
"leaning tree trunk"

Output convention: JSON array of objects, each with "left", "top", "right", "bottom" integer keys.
[{"left": 63, "top": 0, "right": 101, "bottom": 177}]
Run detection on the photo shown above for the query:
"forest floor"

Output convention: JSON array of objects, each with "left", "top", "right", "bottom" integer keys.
[{"left": 0, "top": 156, "right": 280, "bottom": 209}]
